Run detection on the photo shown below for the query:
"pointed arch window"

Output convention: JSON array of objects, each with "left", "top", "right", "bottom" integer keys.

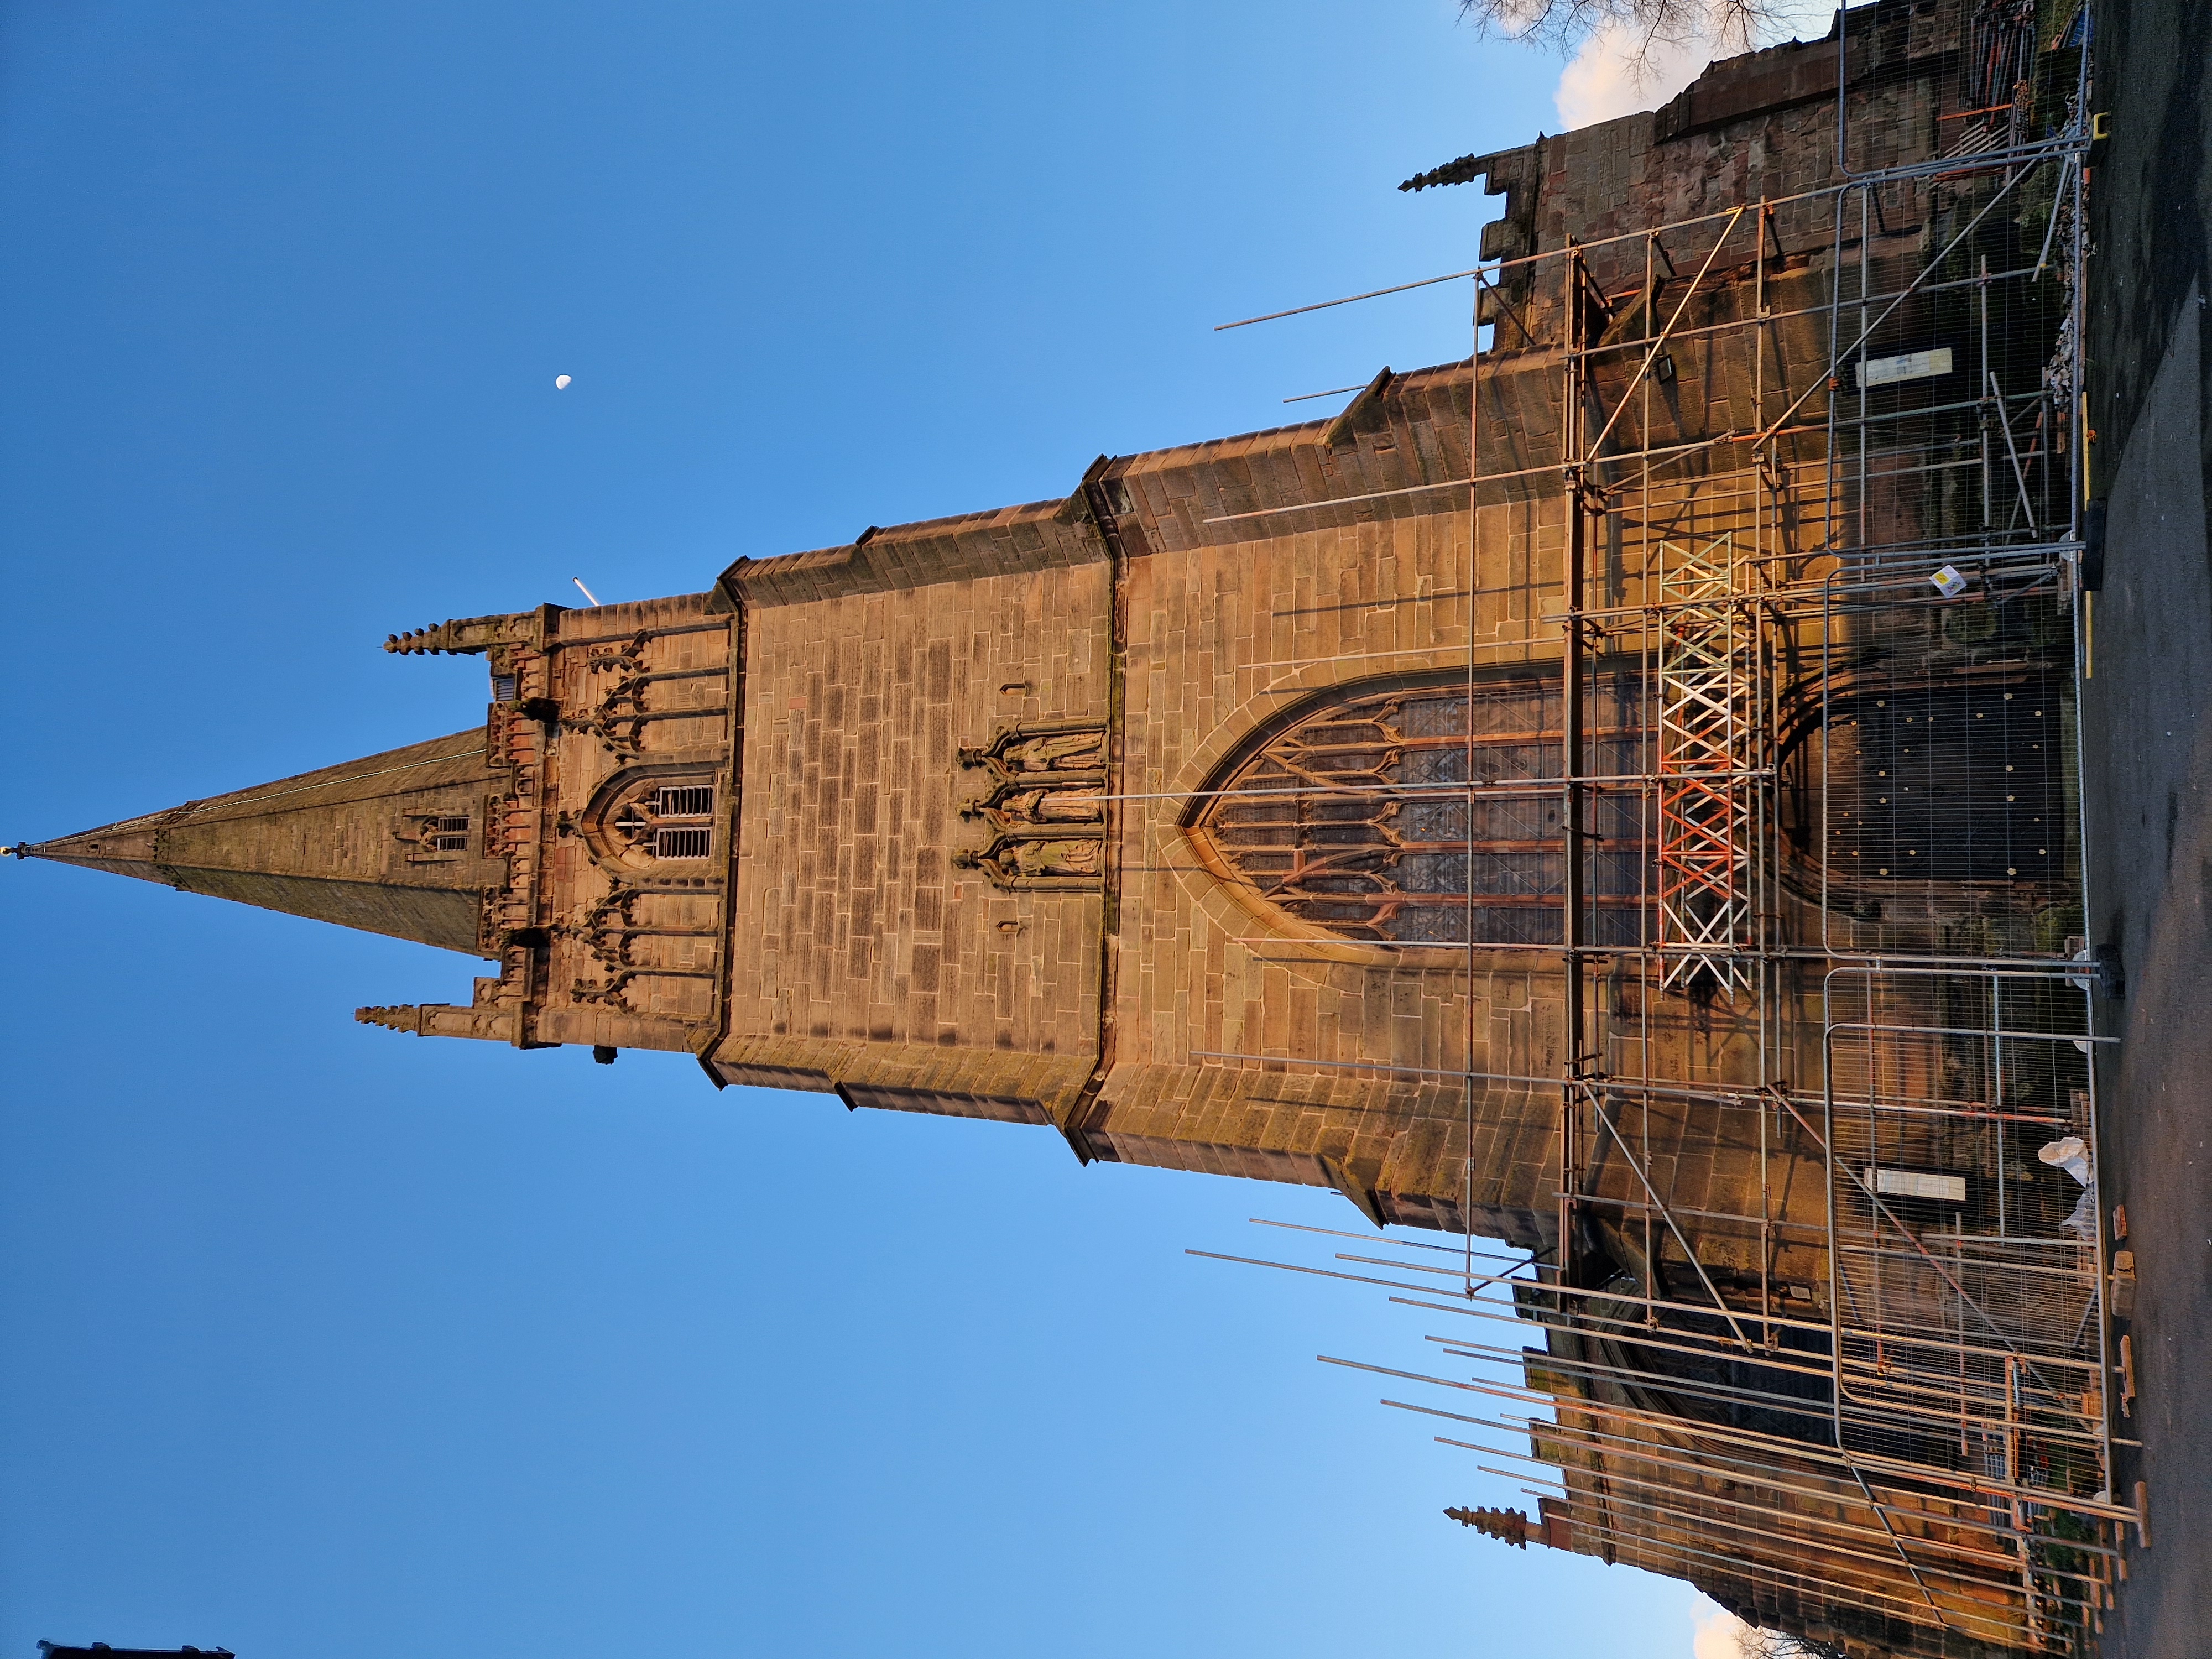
[
  {"left": 1187, "top": 675, "right": 1650, "bottom": 947},
  {"left": 608, "top": 778, "right": 717, "bottom": 863},
  {"left": 399, "top": 811, "right": 474, "bottom": 860}
]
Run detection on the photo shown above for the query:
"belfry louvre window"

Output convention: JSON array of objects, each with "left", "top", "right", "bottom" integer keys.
[
  {"left": 431, "top": 816, "right": 470, "bottom": 853},
  {"left": 491, "top": 674, "right": 518, "bottom": 702},
  {"left": 655, "top": 784, "right": 714, "bottom": 817},
  {"left": 652, "top": 826, "right": 712, "bottom": 859},
  {"left": 609, "top": 781, "right": 714, "bottom": 860}
]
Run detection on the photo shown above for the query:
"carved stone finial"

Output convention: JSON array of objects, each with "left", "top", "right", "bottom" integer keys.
[
  {"left": 382, "top": 612, "right": 535, "bottom": 656},
  {"left": 355, "top": 1005, "right": 424, "bottom": 1034},
  {"left": 1399, "top": 153, "right": 1486, "bottom": 194},
  {"left": 384, "top": 625, "right": 457, "bottom": 656},
  {"left": 1445, "top": 1505, "right": 1530, "bottom": 1547}
]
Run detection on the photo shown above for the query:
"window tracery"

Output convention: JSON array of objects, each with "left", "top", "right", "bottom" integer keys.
[
  {"left": 611, "top": 781, "right": 716, "bottom": 863},
  {"left": 1186, "top": 676, "right": 1650, "bottom": 946},
  {"left": 397, "top": 812, "right": 473, "bottom": 860}
]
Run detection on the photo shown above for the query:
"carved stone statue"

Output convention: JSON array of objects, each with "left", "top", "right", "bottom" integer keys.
[
  {"left": 1007, "top": 838, "right": 1102, "bottom": 878},
  {"left": 958, "top": 784, "right": 1105, "bottom": 831},
  {"left": 952, "top": 834, "right": 1105, "bottom": 887},
  {"left": 956, "top": 723, "right": 1108, "bottom": 780}
]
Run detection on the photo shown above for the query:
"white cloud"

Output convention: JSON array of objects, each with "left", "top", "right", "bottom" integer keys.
[
  {"left": 1554, "top": 18, "right": 1710, "bottom": 128},
  {"left": 1691, "top": 1597, "right": 1756, "bottom": 1659},
  {"left": 1553, "top": 1, "right": 1838, "bottom": 130}
]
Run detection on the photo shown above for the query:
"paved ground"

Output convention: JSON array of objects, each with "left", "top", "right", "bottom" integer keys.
[
  {"left": 2080, "top": 290, "right": 2210, "bottom": 1659},
  {"left": 2080, "top": 2, "right": 2212, "bottom": 1654}
]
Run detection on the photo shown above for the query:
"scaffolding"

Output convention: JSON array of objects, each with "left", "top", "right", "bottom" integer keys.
[
  {"left": 1653, "top": 531, "right": 1765, "bottom": 996},
  {"left": 1197, "top": 3, "right": 2120, "bottom": 1652}
]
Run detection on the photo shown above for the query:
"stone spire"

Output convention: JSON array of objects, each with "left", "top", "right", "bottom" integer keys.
[{"left": 13, "top": 730, "right": 506, "bottom": 955}]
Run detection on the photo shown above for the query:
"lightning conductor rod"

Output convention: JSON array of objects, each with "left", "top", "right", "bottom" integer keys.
[{"left": 572, "top": 577, "right": 602, "bottom": 606}]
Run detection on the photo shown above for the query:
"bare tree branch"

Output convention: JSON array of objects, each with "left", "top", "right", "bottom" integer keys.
[
  {"left": 1458, "top": 0, "right": 1782, "bottom": 82},
  {"left": 1736, "top": 1627, "right": 1854, "bottom": 1659}
]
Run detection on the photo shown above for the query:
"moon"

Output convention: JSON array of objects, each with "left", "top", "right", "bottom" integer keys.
[{"left": 554, "top": 374, "right": 572, "bottom": 390}]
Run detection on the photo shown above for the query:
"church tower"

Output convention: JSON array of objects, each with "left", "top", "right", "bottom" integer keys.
[
  {"left": 15, "top": 7, "right": 2124, "bottom": 1650},
  {"left": 22, "top": 384, "right": 1590, "bottom": 1244}
]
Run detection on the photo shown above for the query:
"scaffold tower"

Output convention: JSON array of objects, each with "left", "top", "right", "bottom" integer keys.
[{"left": 1653, "top": 533, "right": 1765, "bottom": 996}]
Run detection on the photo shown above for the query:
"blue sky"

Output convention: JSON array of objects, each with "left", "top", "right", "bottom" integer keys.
[{"left": 0, "top": 5, "right": 1713, "bottom": 1655}]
